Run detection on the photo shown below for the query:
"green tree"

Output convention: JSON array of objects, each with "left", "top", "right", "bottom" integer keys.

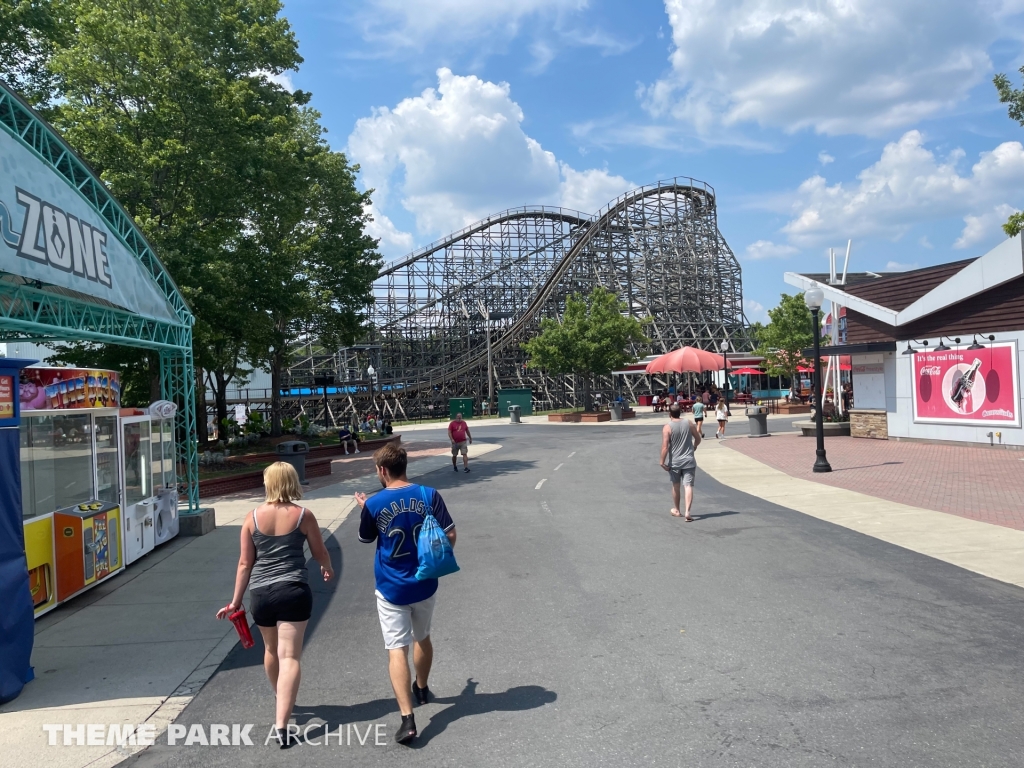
[
  {"left": 755, "top": 293, "right": 813, "bottom": 389},
  {"left": 523, "top": 286, "right": 648, "bottom": 410},
  {"left": 0, "top": 0, "right": 66, "bottom": 105},
  {"left": 241, "top": 109, "right": 381, "bottom": 435},
  {"left": 3, "top": 0, "right": 306, "bottom": 440},
  {"left": 994, "top": 69, "right": 1024, "bottom": 236}
]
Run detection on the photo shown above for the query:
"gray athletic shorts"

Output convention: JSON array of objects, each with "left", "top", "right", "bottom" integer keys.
[{"left": 669, "top": 466, "right": 696, "bottom": 486}]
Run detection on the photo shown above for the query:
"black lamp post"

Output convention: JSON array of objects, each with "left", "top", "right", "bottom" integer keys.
[{"left": 804, "top": 288, "right": 832, "bottom": 473}]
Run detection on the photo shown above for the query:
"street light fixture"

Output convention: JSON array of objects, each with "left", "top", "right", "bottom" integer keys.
[
  {"left": 804, "top": 287, "right": 832, "bottom": 473},
  {"left": 367, "top": 364, "right": 376, "bottom": 412}
]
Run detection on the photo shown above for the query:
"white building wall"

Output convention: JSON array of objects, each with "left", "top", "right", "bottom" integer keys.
[
  {"left": 2, "top": 342, "right": 59, "bottom": 363},
  {"left": 887, "top": 331, "right": 1024, "bottom": 447}
]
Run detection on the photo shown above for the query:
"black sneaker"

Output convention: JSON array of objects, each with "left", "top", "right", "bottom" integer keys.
[
  {"left": 453, "top": 464, "right": 458, "bottom": 472},
  {"left": 271, "top": 727, "right": 296, "bottom": 750},
  {"left": 413, "top": 684, "right": 431, "bottom": 705},
  {"left": 464, "top": 467, "right": 470, "bottom": 473},
  {"left": 395, "top": 714, "right": 417, "bottom": 744}
]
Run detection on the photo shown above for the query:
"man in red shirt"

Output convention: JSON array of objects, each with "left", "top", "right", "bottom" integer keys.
[{"left": 447, "top": 412, "right": 473, "bottom": 473}]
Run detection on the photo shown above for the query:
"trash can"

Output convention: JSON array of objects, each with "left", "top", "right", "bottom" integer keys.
[
  {"left": 610, "top": 402, "right": 623, "bottom": 421},
  {"left": 509, "top": 404, "right": 521, "bottom": 424},
  {"left": 276, "top": 440, "right": 310, "bottom": 483},
  {"left": 745, "top": 405, "right": 769, "bottom": 438}
]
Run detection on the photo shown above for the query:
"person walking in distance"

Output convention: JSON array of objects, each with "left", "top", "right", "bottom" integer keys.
[
  {"left": 448, "top": 412, "right": 472, "bottom": 473},
  {"left": 660, "top": 403, "right": 702, "bottom": 521},
  {"left": 216, "top": 463, "right": 334, "bottom": 748},
  {"left": 691, "top": 398, "right": 706, "bottom": 438},
  {"left": 715, "top": 400, "right": 729, "bottom": 439},
  {"left": 356, "top": 444, "right": 457, "bottom": 744}
]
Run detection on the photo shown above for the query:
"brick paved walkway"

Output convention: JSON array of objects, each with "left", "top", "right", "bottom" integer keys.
[{"left": 723, "top": 434, "right": 1024, "bottom": 531}]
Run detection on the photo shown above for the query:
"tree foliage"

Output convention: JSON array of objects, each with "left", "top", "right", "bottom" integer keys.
[
  {"left": 523, "top": 287, "right": 648, "bottom": 407},
  {"left": 0, "top": 0, "right": 382, "bottom": 439},
  {"left": 755, "top": 293, "right": 813, "bottom": 383},
  {"left": 994, "top": 69, "right": 1024, "bottom": 236}
]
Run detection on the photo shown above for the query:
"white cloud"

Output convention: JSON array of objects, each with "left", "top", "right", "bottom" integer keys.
[
  {"left": 818, "top": 151, "right": 834, "bottom": 165},
  {"left": 954, "top": 204, "right": 1017, "bottom": 249},
  {"left": 778, "top": 131, "right": 1024, "bottom": 250},
  {"left": 919, "top": 236, "right": 934, "bottom": 249},
  {"left": 745, "top": 239, "right": 798, "bottom": 260},
  {"left": 885, "top": 260, "right": 919, "bottom": 271},
  {"left": 363, "top": 203, "right": 414, "bottom": 255},
  {"left": 347, "top": 0, "right": 634, "bottom": 66},
  {"left": 643, "top": 0, "right": 1015, "bottom": 138},
  {"left": 347, "top": 69, "right": 635, "bottom": 253},
  {"left": 559, "top": 165, "right": 634, "bottom": 214},
  {"left": 744, "top": 298, "right": 768, "bottom": 322},
  {"left": 256, "top": 69, "right": 294, "bottom": 92}
]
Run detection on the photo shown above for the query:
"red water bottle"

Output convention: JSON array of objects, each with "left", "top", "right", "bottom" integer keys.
[{"left": 228, "top": 607, "right": 255, "bottom": 649}]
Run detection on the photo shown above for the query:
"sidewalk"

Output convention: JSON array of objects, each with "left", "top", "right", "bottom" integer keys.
[
  {"left": 0, "top": 442, "right": 501, "bottom": 768},
  {"left": 698, "top": 436, "right": 1024, "bottom": 590}
]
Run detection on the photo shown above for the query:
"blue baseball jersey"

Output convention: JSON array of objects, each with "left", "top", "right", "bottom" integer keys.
[{"left": 358, "top": 484, "right": 455, "bottom": 605}]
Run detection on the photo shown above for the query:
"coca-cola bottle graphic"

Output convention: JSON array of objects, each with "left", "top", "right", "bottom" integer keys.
[{"left": 950, "top": 358, "right": 982, "bottom": 412}]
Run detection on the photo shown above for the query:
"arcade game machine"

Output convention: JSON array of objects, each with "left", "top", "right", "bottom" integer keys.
[
  {"left": 19, "top": 366, "right": 124, "bottom": 617},
  {"left": 150, "top": 403, "right": 180, "bottom": 547},
  {"left": 120, "top": 411, "right": 156, "bottom": 564},
  {"left": 0, "top": 358, "right": 37, "bottom": 704}
]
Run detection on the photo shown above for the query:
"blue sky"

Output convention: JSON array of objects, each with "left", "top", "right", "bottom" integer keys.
[{"left": 278, "top": 0, "right": 1024, "bottom": 322}]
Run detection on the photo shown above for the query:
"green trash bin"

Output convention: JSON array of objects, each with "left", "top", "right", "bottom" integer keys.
[{"left": 449, "top": 397, "right": 475, "bottom": 419}]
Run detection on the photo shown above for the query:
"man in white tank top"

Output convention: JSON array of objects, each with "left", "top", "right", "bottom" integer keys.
[{"left": 659, "top": 403, "right": 702, "bottom": 521}]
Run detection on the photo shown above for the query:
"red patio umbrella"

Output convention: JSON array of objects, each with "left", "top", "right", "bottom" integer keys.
[
  {"left": 732, "top": 367, "right": 764, "bottom": 375},
  {"left": 645, "top": 346, "right": 732, "bottom": 374}
]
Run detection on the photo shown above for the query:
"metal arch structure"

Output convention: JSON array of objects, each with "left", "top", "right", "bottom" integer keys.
[
  {"left": 353, "top": 177, "right": 750, "bottom": 416},
  {"left": 0, "top": 81, "right": 199, "bottom": 512}
]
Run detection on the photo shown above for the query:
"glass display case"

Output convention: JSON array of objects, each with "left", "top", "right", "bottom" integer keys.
[
  {"left": 19, "top": 407, "right": 124, "bottom": 616},
  {"left": 122, "top": 419, "right": 152, "bottom": 506},
  {"left": 95, "top": 415, "right": 118, "bottom": 505},
  {"left": 21, "top": 411, "right": 106, "bottom": 519}
]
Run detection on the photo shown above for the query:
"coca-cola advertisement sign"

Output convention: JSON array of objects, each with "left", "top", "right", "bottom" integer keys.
[{"left": 912, "top": 342, "right": 1019, "bottom": 426}]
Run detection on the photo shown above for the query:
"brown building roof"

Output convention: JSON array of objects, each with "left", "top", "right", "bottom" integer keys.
[
  {"left": 845, "top": 273, "right": 1024, "bottom": 344},
  {"left": 841, "top": 259, "right": 976, "bottom": 312}
]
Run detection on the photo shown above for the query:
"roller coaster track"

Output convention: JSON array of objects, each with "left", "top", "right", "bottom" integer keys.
[{"left": 370, "top": 178, "right": 732, "bottom": 388}]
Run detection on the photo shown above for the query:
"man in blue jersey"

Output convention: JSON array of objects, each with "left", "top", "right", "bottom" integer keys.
[{"left": 356, "top": 443, "right": 456, "bottom": 745}]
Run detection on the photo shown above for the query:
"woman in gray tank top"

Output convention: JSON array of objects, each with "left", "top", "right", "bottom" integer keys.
[{"left": 216, "top": 462, "right": 334, "bottom": 747}]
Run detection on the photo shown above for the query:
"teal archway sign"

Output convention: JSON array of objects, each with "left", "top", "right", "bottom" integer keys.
[{"left": 0, "top": 79, "right": 199, "bottom": 512}]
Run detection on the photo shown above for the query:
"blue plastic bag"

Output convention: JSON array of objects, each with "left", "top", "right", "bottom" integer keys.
[{"left": 415, "top": 486, "right": 460, "bottom": 581}]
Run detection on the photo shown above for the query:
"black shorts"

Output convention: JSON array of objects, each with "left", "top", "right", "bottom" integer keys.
[{"left": 250, "top": 581, "right": 313, "bottom": 627}]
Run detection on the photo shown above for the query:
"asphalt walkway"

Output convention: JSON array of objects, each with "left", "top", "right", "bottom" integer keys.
[{"left": 126, "top": 423, "right": 1024, "bottom": 767}]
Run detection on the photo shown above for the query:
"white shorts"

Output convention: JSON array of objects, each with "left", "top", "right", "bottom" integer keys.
[{"left": 375, "top": 591, "right": 436, "bottom": 650}]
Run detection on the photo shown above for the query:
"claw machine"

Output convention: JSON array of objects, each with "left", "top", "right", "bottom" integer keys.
[
  {"left": 18, "top": 366, "right": 124, "bottom": 616},
  {"left": 150, "top": 405, "right": 180, "bottom": 547},
  {"left": 120, "top": 414, "right": 156, "bottom": 564}
]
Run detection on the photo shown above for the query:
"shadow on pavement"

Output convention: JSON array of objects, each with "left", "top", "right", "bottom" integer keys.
[
  {"left": 425, "top": 459, "right": 537, "bottom": 490},
  {"left": 829, "top": 461, "right": 903, "bottom": 472},
  {"left": 215, "top": 532, "right": 344, "bottom": 672},
  {"left": 292, "top": 678, "right": 557, "bottom": 748},
  {"left": 691, "top": 510, "right": 740, "bottom": 521},
  {"left": 411, "top": 678, "right": 557, "bottom": 747}
]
